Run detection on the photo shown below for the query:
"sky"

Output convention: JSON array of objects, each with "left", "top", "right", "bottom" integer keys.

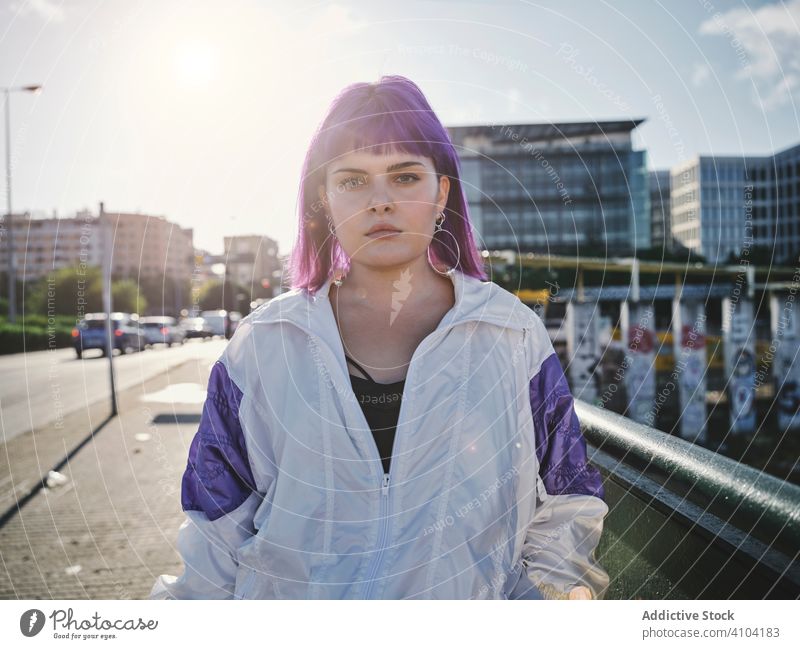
[{"left": 1, "top": 0, "right": 799, "bottom": 255}]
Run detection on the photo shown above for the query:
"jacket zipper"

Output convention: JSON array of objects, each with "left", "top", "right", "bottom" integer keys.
[
  {"left": 301, "top": 329, "right": 410, "bottom": 598},
  {"left": 362, "top": 472, "right": 391, "bottom": 599},
  {"left": 319, "top": 323, "right": 441, "bottom": 599}
]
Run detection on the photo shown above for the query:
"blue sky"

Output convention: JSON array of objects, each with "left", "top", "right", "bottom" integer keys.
[{"left": 1, "top": 0, "right": 798, "bottom": 254}]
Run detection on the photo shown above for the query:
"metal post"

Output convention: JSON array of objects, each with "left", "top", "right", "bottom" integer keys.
[
  {"left": 4, "top": 89, "right": 15, "bottom": 324},
  {"left": 3, "top": 84, "right": 42, "bottom": 322},
  {"left": 101, "top": 204, "right": 118, "bottom": 416},
  {"left": 746, "top": 264, "right": 755, "bottom": 300}
]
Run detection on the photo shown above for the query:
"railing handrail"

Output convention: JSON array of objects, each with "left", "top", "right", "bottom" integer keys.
[{"left": 575, "top": 400, "right": 800, "bottom": 542}]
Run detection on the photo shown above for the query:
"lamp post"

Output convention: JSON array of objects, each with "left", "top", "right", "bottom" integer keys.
[
  {"left": 3, "top": 84, "right": 42, "bottom": 323},
  {"left": 100, "top": 202, "right": 118, "bottom": 416}
]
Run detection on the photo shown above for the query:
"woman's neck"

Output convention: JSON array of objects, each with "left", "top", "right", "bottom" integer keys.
[{"left": 331, "top": 255, "right": 453, "bottom": 314}]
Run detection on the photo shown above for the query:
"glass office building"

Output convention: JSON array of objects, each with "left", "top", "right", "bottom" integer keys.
[
  {"left": 671, "top": 142, "right": 800, "bottom": 264},
  {"left": 752, "top": 143, "right": 800, "bottom": 264},
  {"left": 447, "top": 120, "right": 650, "bottom": 255}
]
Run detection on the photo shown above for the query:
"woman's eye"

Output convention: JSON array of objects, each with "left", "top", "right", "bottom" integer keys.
[
  {"left": 396, "top": 173, "right": 419, "bottom": 184},
  {"left": 339, "top": 176, "right": 367, "bottom": 190},
  {"left": 336, "top": 173, "right": 418, "bottom": 191}
]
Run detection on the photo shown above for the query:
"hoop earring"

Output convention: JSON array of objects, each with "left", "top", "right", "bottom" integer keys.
[
  {"left": 428, "top": 211, "right": 460, "bottom": 276},
  {"left": 324, "top": 215, "right": 347, "bottom": 287}
]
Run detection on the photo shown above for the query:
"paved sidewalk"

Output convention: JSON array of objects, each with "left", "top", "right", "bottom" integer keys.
[{"left": 0, "top": 357, "right": 213, "bottom": 599}]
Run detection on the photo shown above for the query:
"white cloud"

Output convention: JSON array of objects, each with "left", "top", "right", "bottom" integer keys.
[
  {"left": 691, "top": 62, "right": 712, "bottom": 87},
  {"left": 8, "top": 0, "right": 66, "bottom": 23},
  {"left": 699, "top": 0, "right": 800, "bottom": 109}
]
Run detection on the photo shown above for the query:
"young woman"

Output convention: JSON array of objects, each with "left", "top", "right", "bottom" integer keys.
[{"left": 151, "top": 75, "right": 609, "bottom": 600}]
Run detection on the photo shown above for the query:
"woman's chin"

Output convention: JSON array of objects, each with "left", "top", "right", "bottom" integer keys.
[{"left": 354, "top": 248, "right": 423, "bottom": 270}]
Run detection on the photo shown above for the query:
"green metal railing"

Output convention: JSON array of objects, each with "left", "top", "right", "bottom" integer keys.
[{"left": 577, "top": 401, "right": 800, "bottom": 599}]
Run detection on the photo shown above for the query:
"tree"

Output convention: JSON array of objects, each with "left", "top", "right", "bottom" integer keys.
[
  {"left": 24, "top": 266, "right": 103, "bottom": 317},
  {"left": 112, "top": 279, "right": 147, "bottom": 314},
  {"left": 24, "top": 267, "right": 149, "bottom": 318},
  {"left": 198, "top": 279, "right": 249, "bottom": 312},
  {"left": 129, "top": 275, "right": 191, "bottom": 316},
  {"left": 0, "top": 273, "right": 28, "bottom": 314}
]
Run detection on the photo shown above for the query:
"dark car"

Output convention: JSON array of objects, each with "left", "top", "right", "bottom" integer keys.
[
  {"left": 72, "top": 312, "right": 146, "bottom": 358},
  {"left": 180, "top": 317, "right": 214, "bottom": 340},
  {"left": 226, "top": 311, "right": 242, "bottom": 339}
]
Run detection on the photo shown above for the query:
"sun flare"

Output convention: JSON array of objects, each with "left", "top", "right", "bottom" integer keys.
[{"left": 172, "top": 41, "right": 220, "bottom": 85}]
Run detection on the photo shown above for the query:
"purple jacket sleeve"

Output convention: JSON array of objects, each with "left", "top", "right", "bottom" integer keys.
[
  {"left": 181, "top": 360, "right": 257, "bottom": 521},
  {"left": 530, "top": 352, "right": 604, "bottom": 500}
]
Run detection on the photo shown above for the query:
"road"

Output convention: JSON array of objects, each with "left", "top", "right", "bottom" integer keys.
[
  {"left": 0, "top": 354, "right": 215, "bottom": 598},
  {"left": 0, "top": 339, "right": 228, "bottom": 444}
]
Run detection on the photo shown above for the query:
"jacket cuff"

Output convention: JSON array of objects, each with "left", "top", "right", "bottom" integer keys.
[
  {"left": 182, "top": 360, "right": 257, "bottom": 521},
  {"left": 518, "top": 479, "right": 610, "bottom": 600}
]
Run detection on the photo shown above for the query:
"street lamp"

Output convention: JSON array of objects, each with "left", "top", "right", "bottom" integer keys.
[{"left": 3, "top": 83, "right": 42, "bottom": 324}]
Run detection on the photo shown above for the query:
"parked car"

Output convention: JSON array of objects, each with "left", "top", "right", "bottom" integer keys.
[
  {"left": 72, "top": 312, "right": 146, "bottom": 358},
  {"left": 199, "top": 310, "right": 243, "bottom": 340},
  {"left": 200, "top": 310, "right": 228, "bottom": 338},
  {"left": 180, "top": 317, "right": 214, "bottom": 340},
  {"left": 140, "top": 316, "right": 186, "bottom": 347}
]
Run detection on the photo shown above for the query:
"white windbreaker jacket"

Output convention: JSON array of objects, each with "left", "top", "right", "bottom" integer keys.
[{"left": 150, "top": 269, "right": 609, "bottom": 600}]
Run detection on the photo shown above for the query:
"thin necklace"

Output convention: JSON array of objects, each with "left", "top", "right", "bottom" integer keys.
[{"left": 329, "top": 283, "right": 409, "bottom": 382}]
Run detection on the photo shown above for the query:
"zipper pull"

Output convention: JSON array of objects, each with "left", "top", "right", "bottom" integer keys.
[{"left": 381, "top": 473, "right": 390, "bottom": 496}]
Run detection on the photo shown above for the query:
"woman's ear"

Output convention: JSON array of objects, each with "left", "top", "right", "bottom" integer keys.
[{"left": 436, "top": 174, "right": 451, "bottom": 214}]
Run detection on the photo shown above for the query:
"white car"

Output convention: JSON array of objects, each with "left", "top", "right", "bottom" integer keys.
[
  {"left": 199, "top": 310, "right": 242, "bottom": 339},
  {"left": 200, "top": 310, "right": 228, "bottom": 338}
]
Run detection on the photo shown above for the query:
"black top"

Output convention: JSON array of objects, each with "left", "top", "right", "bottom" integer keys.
[{"left": 345, "top": 355, "right": 404, "bottom": 475}]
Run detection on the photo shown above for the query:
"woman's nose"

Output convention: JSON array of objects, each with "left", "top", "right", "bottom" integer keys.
[
  {"left": 366, "top": 178, "right": 394, "bottom": 212},
  {"left": 368, "top": 201, "right": 393, "bottom": 214}
]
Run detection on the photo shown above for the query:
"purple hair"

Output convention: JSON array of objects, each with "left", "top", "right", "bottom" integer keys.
[{"left": 287, "top": 75, "right": 487, "bottom": 293}]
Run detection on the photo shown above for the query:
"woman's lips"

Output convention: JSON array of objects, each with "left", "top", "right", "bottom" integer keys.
[{"left": 366, "top": 229, "right": 401, "bottom": 239}]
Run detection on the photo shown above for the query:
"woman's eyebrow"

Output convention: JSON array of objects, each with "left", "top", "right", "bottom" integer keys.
[{"left": 330, "top": 161, "right": 425, "bottom": 175}]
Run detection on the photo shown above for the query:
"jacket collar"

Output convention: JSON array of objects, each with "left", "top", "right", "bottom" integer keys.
[{"left": 250, "top": 268, "right": 535, "bottom": 335}]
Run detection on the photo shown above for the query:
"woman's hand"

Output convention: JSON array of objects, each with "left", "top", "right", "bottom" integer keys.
[{"left": 568, "top": 586, "right": 593, "bottom": 600}]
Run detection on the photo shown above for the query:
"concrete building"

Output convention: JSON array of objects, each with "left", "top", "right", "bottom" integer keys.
[
  {"left": 99, "top": 205, "right": 194, "bottom": 281},
  {"left": 222, "top": 234, "right": 280, "bottom": 294},
  {"left": 0, "top": 207, "right": 195, "bottom": 283},
  {"left": 447, "top": 119, "right": 650, "bottom": 255},
  {"left": 0, "top": 210, "right": 102, "bottom": 281},
  {"left": 671, "top": 142, "right": 800, "bottom": 264},
  {"left": 649, "top": 169, "right": 672, "bottom": 251}
]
